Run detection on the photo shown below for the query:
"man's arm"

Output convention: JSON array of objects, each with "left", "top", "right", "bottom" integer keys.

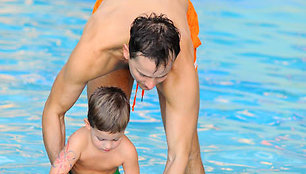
[
  {"left": 42, "top": 63, "right": 86, "bottom": 163},
  {"left": 157, "top": 35, "right": 200, "bottom": 174},
  {"left": 42, "top": 14, "right": 123, "bottom": 163},
  {"left": 49, "top": 132, "right": 82, "bottom": 174}
]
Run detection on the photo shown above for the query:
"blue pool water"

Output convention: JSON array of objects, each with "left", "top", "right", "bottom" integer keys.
[{"left": 0, "top": 0, "right": 305, "bottom": 173}]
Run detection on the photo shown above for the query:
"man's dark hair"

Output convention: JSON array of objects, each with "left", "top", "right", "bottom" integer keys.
[
  {"left": 129, "top": 13, "right": 181, "bottom": 68},
  {"left": 88, "top": 87, "right": 130, "bottom": 133}
]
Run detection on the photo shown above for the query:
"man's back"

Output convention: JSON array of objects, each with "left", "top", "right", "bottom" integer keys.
[{"left": 87, "top": 0, "right": 191, "bottom": 58}]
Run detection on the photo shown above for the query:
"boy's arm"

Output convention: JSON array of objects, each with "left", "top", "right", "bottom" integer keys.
[
  {"left": 49, "top": 132, "right": 82, "bottom": 174},
  {"left": 122, "top": 140, "right": 140, "bottom": 174}
]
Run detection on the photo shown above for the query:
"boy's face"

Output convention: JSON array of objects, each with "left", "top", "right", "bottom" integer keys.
[{"left": 90, "top": 128, "right": 124, "bottom": 152}]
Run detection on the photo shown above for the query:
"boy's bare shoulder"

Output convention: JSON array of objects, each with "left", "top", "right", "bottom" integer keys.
[
  {"left": 119, "top": 135, "right": 138, "bottom": 159},
  {"left": 67, "top": 127, "right": 89, "bottom": 149}
]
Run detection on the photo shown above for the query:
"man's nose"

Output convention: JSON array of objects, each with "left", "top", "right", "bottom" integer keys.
[{"left": 145, "top": 79, "right": 155, "bottom": 90}]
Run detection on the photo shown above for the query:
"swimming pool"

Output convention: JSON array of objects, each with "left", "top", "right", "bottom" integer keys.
[{"left": 0, "top": 0, "right": 305, "bottom": 173}]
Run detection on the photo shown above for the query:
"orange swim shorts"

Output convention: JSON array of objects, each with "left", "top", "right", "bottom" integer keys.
[{"left": 92, "top": 0, "right": 201, "bottom": 62}]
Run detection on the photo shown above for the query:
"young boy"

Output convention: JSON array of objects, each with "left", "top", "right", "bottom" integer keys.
[{"left": 49, "top": 87, "right": 139, "bottom": 174}]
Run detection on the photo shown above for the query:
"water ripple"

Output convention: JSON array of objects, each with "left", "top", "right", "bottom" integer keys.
[{"left": 0, "top": 0, "right": 305, "bottom": 173}]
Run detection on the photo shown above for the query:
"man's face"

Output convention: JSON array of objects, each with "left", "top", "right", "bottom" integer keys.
[{"left": 128, "top": 55, "right": 173, "bottom": 90}]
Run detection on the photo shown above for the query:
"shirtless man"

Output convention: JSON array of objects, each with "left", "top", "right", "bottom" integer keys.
[{"left": 42, "top": 0, "right": 204, "bottom": 173}]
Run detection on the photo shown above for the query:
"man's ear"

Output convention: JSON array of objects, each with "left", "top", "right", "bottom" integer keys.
[
  {"left": 122, "top": 44, "right": 130, "bottom": 60},
  {"left": 84, "top": 118, "right": 91, "bottom": 130}
]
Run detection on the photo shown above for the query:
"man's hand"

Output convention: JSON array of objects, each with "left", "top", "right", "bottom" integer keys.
[{"left": 49, "top": 132, "right": 82, "bottom": 174}]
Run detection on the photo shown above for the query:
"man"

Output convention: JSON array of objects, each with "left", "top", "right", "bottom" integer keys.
[{"left": 42, "top": 0, "right": 204, "bottom": 173}]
